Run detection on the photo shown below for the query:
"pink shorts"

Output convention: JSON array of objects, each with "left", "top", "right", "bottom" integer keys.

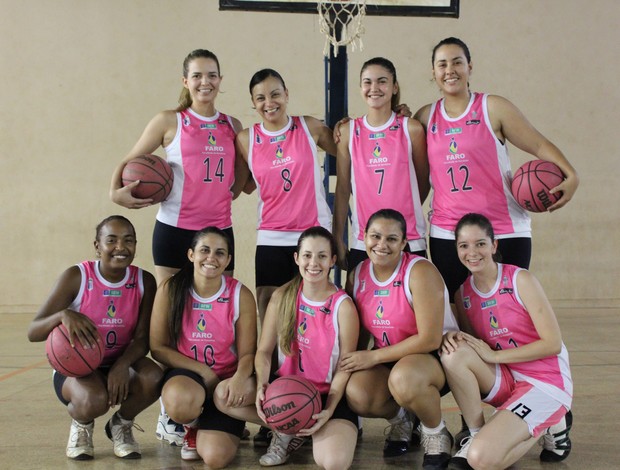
[{"left": 483, "top": 364, "right": 569, "bottom": 438}]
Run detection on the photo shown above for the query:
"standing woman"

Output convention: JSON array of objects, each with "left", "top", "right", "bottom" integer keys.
[
  {"left": 333, "top": 57, "right": 429, "bottom": 271},
  {"left": 235, "top": 69, "right": 336, "bottom": 331},
  {"left": 109, "top": 49, "right": 246, "bottom": 285},
  {"left": 27, "top": 216, "right": 161, "bottom": 460},
  {"left": 109, "top": 49, "right": 247, "bottom": 444},
  {"left": 414, "top": 37, "right": 579, "bottom": 303},
  {"left": 440, "top": 213, "right": 573, "bottom": 469},
  {"left": 218, "top": 227, "right": 360, "bottom": 468},
  {"left": 149, "top": 227, "right": 257, "bottom": 467},
  {"left": 235, "top": 68, "right": 336, "bottom": 447},
  {"left": 341, "top": 209, "right": 458, "bottom": 470}
]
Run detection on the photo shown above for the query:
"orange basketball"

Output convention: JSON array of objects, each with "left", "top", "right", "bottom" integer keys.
[
  {"left": 45, "top": 324, "right": 103, "bottom": 377},
  {"left": 121, "top": 154, "right": 174, "bottom": 203},
  {"left": 511, "top": 160, "right": 564, "bottom": 212},
  {"left": 262, "top": 376, "right": 322, "bottom": 435}
]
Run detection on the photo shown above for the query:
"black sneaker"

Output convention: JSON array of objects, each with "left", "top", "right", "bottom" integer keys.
[
  {"left": 383, "top": 412, "right": 414, "bottom": 457},
  {"left": 421, "top": 427, "right": 453, "bottom": 470},
  {"left": 540, "top": 410, "right": 572, "bottom": 462},
  {"left": 454, "top": 415, "right": 470, "bottom": 451},
  {"left": 253, "top": 425, "right": 273, "bottom": 448},
  {"left": 448, "top": 435, "right": 473, "bottom": 470}
]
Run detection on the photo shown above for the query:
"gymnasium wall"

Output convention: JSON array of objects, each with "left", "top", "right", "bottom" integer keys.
[{"left": 1, "top": 0, "right": 617, "bottom": 313}]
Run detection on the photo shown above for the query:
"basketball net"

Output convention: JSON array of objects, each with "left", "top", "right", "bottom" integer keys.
[{"left": 317, "top": 0, "right": 367, "bottom": 57}]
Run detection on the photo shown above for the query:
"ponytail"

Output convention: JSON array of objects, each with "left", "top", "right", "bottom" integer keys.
[{"left": 277, "top": 275, "right": 303, "bottom": 356}]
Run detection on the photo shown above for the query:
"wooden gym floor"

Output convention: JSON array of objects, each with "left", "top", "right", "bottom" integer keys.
[{"left": 1, "top": 307, "right": 617, "bottom": 469}]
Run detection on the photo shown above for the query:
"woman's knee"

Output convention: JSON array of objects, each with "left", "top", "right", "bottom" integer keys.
[
  {"left": 388, "top": 364, "right": 429, "bottom": 401},
  {"left": 132, "top": 360, "right": 163, "bottom": 398},
  {"left": 162, "top": 382, "right": 203, "bottom": 422},
  {"left": 201, "top": 450, "right": 235, "bottom": 469},
  {"left": 440, "top": 341, "right": 477, "bottom": 371},
  {"left": 467, "top": 438, "right": 502, "bottom": 470},
  {"left": 315, "top": 452, "right": 354, "bottom": 470},
  {"left": 68, "top": 384, "right": 109, "bottom": 418},
  {"left": 345, "top": 376, "right": 374, "bottom": 413},
  {"left": 212, "top": 382, "right": 229, "bottom": 412},
  {"left": 199, "top": 439, "right": 238, "bottom": 469}
]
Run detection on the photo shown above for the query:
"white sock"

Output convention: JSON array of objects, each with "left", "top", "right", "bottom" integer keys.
[
  {"left": 160, "top": 396, "right": 165, "bottom": 414},
  {"left": 184, "top": 418, "right": 198, "bottom": 428},
  {"left": 421, "top": 420, "right": 446, "bottom": 435}
]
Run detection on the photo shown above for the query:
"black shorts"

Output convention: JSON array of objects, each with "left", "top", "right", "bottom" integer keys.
[
  {"left": 320, "top": 394, "right": 359, "bottom": 428},
  {"left": 53, "top": 367, "right": 110, "bottom": 406},
  {"left": 430, "top": 236, "right": 531, "bottom": 302},
  {"left": 255, "top": 245, "right": 298, "bottom": 287},
  {"left": 152, "top": 220, "right": 235, "bottom": 271},
  {"left": 162, "top": 368, "right": 245, "bottom": 438},
  {"left": 347, "top": 248, "right": 427, "bottom": 274}
]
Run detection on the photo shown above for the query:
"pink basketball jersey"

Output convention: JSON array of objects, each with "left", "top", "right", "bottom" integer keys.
[
  {"left": 248, "top": 116, "right": 331, "bottom": 245},
  {"left": 176, "top": 276, "right": 242, "bottom": 380},
  {"left": 426, "top": 93, "right": 530, "bottom": 238},
  {"left": 277, "top": 285, "right": 350, "bottom": 394},
  {"left": 349, "top": 114, "right": 426, "bottom": 250},
  {"left": 460, "top": 264, "right": 572, "bottom": 407},
  {"left": 69, "top": 261, "right": 144, "bottom": 366},
  {"left": 353, "top": 252, "right": 457, "bottom": 349},
  {"left": 158, "top": 109, "right": 237, "bottom": 230},
  {"left": 353, "top": 253, "right": 423, "bottom": 348}
]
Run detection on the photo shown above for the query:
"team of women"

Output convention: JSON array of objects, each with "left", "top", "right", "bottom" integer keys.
[{"left": 29, "top": 37, "right": 578, "bottom": 470}]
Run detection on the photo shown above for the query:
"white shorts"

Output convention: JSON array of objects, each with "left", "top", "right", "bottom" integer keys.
[{"left": 484, "top": 364, "right": 569, "bottom": 438}]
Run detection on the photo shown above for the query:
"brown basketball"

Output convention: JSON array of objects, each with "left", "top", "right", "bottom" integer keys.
[
  {"left": 45, "top": 324, "right": 103, "bottom": 377},
  {"left": 121, "top": 154, "right": 174, "bottom": 203},
  {"left": 262, "top": 376, "right": 322, "bottom": 435},
  {"left": 511, "top": 160, "right": 564, "bottom": 213}
]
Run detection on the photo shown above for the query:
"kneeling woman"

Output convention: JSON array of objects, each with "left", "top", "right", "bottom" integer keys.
[
  {"left": 217, "top": 227, "right": 360, "bottom": 469},
  {"left": 149, "top": 227, "right": 257, "bottom": 468},
  {"left": 28, "top": 215, "right": 161, "bottom": 460},
  {"left": 440, "top": 213, "right": 573, "bottom": 470},
  {"left": 341, "top": 209, "right": 458, "bottom": 469}
]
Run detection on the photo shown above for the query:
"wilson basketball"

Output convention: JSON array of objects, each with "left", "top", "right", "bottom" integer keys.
[
  {"left": 511, "top": 160, "right": 564, "bottom": 213},
  {"left": 262, "top": 376, "right": 322, "bottom": 435},
  {"left": 121, "top": 154, "right": 174, "bottom": 204},
  {"left": 46, "top": 324, "right": 103, "bottom": 377}
]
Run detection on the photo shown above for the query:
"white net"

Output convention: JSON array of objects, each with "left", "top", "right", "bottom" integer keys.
[{"left": 317, "top": 0, "right": 367, "bottom": 57}]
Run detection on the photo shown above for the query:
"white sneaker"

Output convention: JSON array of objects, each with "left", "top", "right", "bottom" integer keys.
[
  {"left": 181, "top": 425, "right": 200, "bottom": 461},
  {"left": 259, "top": 431, "right": 305, "bottom": 466},
  {"left": 421, "top": 426, "right": 453, "bottom": 470},
  {"left": 540, "top": 410, "right": 572, "bottom": 462},
  {"left": 155, "top": 410, "right": 185, "bottom": 446},
  {"left": 66, "top": 420, "right": 94, "bottom": 460},
  {"left": 105, "top": 412, "right": 142, "bottom": 459},
  {"left": 448, "top": 435, "right": 473, "bottom": 470}
]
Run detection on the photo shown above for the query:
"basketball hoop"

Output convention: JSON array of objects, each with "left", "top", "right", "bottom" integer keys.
[{"left": 317, "top": 0, "right": 367, "bottom": 57}]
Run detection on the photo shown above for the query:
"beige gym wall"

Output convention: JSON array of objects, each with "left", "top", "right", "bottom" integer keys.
[{"left": 1, "top": 0, "right": 617, "bottom": 314}]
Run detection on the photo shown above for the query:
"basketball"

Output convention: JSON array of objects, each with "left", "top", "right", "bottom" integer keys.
[
  {"left": 121, "top": 154, "right": 174, "bottom": 204},
  {"left": 45, "top": 324, "right": 103, "bottom": 377},
  {"left": 511, "top": 160, "right": 564, "bottom": 213},
  {"left": 262, "top": 376, "right": 322, "bottom": 435}
]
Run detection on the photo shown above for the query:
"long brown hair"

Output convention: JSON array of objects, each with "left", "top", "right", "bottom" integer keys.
[{"left": 277, "top": 227, "right": 336, "bottom": 356}]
